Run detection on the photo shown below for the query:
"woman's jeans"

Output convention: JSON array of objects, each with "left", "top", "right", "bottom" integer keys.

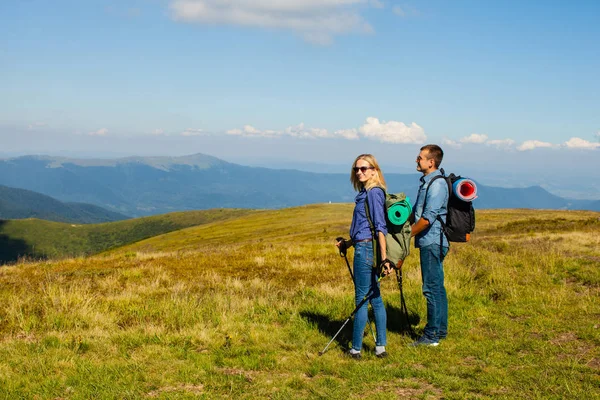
[
  {"left": 352, "top": 241, "right": 387, "bottom": 351},
  {"left": 419, "top": 243, "right": 449, "bottom": 340}
]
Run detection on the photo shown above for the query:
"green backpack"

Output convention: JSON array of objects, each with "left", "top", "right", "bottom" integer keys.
[{"left": 364, "top": 187, "right": 412, "bottom": 265}]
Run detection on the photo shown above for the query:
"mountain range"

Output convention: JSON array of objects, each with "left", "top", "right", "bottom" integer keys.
[{"left": 0, "top": 153, "right": 598, "bottom": 217}]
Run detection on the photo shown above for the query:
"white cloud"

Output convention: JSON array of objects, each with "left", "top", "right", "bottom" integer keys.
[
  {"left": 89, "top": 128, "right": 108, "bottom": 136},
  {"left": 227, "top": 123, "right": 333, "bottom": 139},
  {"left": 358, "top": 117, "right": 426, "bottom": 144},
  {"left": 442, "top": 138, "right": 461, "bottom": 149},
  {"left": 226, "top": 117, "right": 425, "bottom": 143},
  {"left": 486, "top": 139, "right": 515, "bottom": 149},
  {"left": 181, "top": 128, "right": 203, "bottom": 136},
  {"left": 564, "top": 137, "right": 600, "bottom": 150},
  {"left": 517, "top": 140, "right": 556, "bottom": 151},
  {"left": 152, "top": 129, "right": 165, "bottom": 135},
  {"left": 226, "top": 125, "right": 274, "bottom": 137},
  {"left": 334, "top": 128, "right": 360, "bottom": 140},
  {"left": 443, "top": 136, "right": 515, "bottom": 150},
  {"left": 169, "top": 0, "right": 374, "bottom": 44},
  {"left": 460, "top": 133, "right": 488, "bottom": 144},
  {"left": 284, "top": 123, "right": 331, "bottom": 138}
]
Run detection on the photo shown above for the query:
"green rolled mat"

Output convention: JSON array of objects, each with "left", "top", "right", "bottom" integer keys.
[{"left": 387, "top": 198, "right": 412, "bottom": 226}]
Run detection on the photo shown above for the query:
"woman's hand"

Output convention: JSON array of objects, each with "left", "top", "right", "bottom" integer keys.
[{"left": 335, "top": 237, "right": 350, "bottom": 254}]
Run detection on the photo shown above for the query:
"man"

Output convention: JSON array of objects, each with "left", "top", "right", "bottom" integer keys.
[{"left": 410, "top": 144, "right": 449, "bottom": 346}]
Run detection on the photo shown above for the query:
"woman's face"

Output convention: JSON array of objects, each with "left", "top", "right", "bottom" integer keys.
[{"left": 355, "top": 158, "right": 376, "bottom": 185}]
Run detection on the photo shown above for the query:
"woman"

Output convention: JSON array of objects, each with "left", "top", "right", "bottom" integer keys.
[{"left": 337, "top": 154, "right": 389, "bottom": 359}]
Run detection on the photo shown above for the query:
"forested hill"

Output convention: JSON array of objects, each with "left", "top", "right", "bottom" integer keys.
[{"left": 0, "top": 185, "right": 129, "bottom": 224}]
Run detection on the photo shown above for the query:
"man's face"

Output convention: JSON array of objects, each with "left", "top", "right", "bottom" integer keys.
[{"left": 416, "top": 150, "right": 435, "bottom": 174}]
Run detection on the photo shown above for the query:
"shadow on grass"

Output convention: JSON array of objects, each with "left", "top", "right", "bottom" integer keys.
[
  {"left": 300, "top": 311, "right": 353, "bottom": 351},
  {"left": 386, "top": 304, "right": 421, "bottom": 339},
  {"left": 300, "top": 304, "right": 422, "bottom": 352},
  {"left": 0, "top": 220, "right": 34, "bottom": 265}
]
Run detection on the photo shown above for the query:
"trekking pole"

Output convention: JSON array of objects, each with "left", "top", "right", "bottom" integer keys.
[
  {"left": 336, "top": 237, "right": 377, "bottom": 344},
  {"left": 319, "top": 260, "right": 394, "bottom": 356},
  {"left": 394, "top": 262, "right": 414, "bottom": 335}
]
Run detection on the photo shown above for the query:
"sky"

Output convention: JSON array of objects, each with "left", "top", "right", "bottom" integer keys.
[{"left": 1, "top": 0, "right": 599, "bottom": 195}]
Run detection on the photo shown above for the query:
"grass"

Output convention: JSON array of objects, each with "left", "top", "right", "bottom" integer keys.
[{"left": 0, "top": 205, "right": 598, "bottom": 399}]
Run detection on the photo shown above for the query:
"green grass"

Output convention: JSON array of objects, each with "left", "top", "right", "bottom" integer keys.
[
  {"left": 0, "top": 208, "right": 259, "bottom": 262},
  {"left": 0, "top": 205, "right": 598, "bottom": 399}
]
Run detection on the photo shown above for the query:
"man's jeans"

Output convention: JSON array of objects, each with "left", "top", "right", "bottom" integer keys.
[
  {"left": 419, "top": 243, "right": 449, "bottom": 340},
  {"left": 352, "top": 241, "right": 387, "bottom": 351}
]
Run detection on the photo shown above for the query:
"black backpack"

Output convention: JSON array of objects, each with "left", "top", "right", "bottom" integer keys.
[{"left": 424, "top": 168, "right": 476, "bottom": 243}]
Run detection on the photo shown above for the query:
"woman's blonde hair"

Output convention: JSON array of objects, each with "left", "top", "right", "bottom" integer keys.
[{"left": 350, "top": 154, "right": 387, "bottom": 192}]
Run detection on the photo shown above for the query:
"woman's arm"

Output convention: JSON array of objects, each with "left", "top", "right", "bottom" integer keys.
[
  {"left": 377, "top": 230, "right": 386, "bottom": 260},
  {"left": 367, "top": 188, "right": 388, "bottom": 260}
]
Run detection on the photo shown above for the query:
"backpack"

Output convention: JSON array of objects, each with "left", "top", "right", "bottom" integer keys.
[
  {"left": 364, "top": 187, "right": 412, "bottom": 264},
  {"left": 424, "top": 168, "right": 476, "bottom": 243}
]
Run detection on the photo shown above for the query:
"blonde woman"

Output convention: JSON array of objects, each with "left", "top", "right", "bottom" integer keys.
[{"left": 337, "top": 154, "right": 389, "bottom": 359}]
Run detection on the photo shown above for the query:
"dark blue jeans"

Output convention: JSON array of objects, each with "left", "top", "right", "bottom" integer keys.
[
  {"left": 419, "top": 243, "right": 449, "bottom": 340},
  {"left": 352, "top": 241, "right": 387, "bottom": 351}
]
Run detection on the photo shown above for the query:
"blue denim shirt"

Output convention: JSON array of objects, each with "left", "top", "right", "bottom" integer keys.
[
  {"left": 350, "top": 187, "right": 388, "bottom": 242},
  {"left": 413, "top": 170, "right": 449, "bottom": 248}
]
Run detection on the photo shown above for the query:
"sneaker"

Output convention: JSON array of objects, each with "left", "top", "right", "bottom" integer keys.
[
  {"left": 409, "top": 336, "right": 439, "bottom": 347},
  {"left": 375, "top": 351, "right": 388, "bottom": 358},
  {"left": 347, "top": 349, "right": 361, "bottom": 359}
]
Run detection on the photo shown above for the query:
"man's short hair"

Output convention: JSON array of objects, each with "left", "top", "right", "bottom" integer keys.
[{"left": 420, "top": 144, "right": 444, "bottom": 168}]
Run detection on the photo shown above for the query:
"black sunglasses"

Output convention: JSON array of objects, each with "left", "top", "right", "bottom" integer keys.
[{"left": 353, "top": 166, "right": 374, "bottom": 173}]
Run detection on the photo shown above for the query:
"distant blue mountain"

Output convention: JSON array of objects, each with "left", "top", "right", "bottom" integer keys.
[
  {"left": 0, "top": 184, "right": 129, "bottom": 223},
  {"left": 0, "top": 154, "right": 598, "bottom": 216}
]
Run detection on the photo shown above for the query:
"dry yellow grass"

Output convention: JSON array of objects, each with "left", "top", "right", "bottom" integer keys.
[{"left": 0, "top": 206, "right": 598, "bottom": 399}]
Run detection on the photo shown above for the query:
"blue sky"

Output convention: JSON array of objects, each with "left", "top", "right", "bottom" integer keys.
[{"left": 1, "top": 0, "right": 599, "bottom": 182}]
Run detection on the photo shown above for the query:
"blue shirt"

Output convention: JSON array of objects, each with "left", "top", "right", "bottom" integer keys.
[
  {"left": 350, "top": 187, "right": 388, "bottom": 242},
  {"left": 413, "top": 170, "right": 449, "bottom": 248}
]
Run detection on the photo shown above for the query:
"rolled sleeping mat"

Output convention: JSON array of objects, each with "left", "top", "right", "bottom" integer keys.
[
  {"left": 453, "top": 178, "right": 477, "bottom": 202},
  {"left": 387, "top": 197, "right": 412, "bottom": 226}
]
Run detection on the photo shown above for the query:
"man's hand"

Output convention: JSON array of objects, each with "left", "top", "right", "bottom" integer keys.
[{"left": 411, "top": 217, "right": 430, "bottom": 237}]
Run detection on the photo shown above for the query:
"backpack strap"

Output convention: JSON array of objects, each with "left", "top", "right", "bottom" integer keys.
[
  {"left": 364, "top": 186, "right": 385, "bottom": 268},
  {"left": 421, "top": 169, "right": 449, "bottom": 259}
]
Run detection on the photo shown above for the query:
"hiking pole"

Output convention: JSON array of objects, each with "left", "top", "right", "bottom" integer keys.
[
  {"left": 336, "top": 237, "right": 377, "bottom": 344},
  {"left": 319, "top": 260, "right": 395, "bottom": 356},
  {"left": 393, "top": 261, "right": 414, "bottom": 335}
]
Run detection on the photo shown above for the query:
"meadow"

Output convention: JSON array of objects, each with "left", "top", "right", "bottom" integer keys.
[{"left": 0, "top": 205, "right": 598, "bottom": 399}]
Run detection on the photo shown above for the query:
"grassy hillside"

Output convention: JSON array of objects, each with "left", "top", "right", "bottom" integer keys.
[
  {"left": 0, "top": 206, "right": 598, "bottom": 398},
  {"left": 0, "top": 208, "right": 258, "bottom": 263}
]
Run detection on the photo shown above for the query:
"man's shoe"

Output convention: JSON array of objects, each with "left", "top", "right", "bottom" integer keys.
[
  {"left": 375, "top": 351, "right": 388, "bottom": 358},
  {"left": 409, "top": 336, "right": 439, "bottom": 347}
]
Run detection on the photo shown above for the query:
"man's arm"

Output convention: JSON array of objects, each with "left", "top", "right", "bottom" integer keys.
[
  {"left": 411, "top": 217, "right": 430, "bottom": 237},
  {"left": 412, "top": 178, "right": 447, "bottom": 237}
]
